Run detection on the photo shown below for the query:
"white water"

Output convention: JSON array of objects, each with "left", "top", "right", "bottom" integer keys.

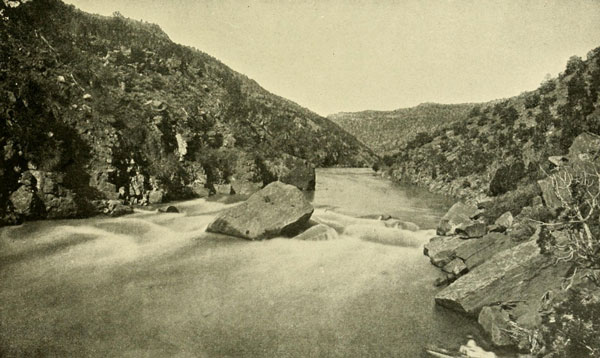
[{"left": 0, "top": 168, "right": 494, "bottom": 357}]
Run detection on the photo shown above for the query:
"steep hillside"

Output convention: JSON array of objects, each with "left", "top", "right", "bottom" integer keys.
[
  {"left": 329, "top": 103, "right": 476, "bottom": 155},
  {"left": 379, "top": 47, "right": 600, "bottom": 206},
  {"left": 0, "top": 0, "right": 375, "bottom": 225}
]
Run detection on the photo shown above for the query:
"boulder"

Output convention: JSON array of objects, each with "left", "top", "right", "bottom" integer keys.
[
  {"left": 453, "top": 233, "right": 518, "bottom": 270},
  {"left": 487, "top": 224, "right": 504, "bottom": 233},
  {"left": 537, "top": 177, "right": 569, "bottom": 209},
  {"left": 442, "top": 258, "right": 468, "bottom": 276},
  {"left": 206, "top": 181, "right": 314, "bottom": 240},
  {"left": 548, "top": 156, "right": 568, "bottom": 168},
  {"left": 477, "top": 306, "right": 514, "bottom": 347},
  {"left": 159, "top": 205, "right": 179, "bottom": 213},
  {"left": 489, "top": 161, "right": 525, "bottom": 196},
  {"left": 434, "top": 239, "right": 571, "bottom": 316},
  {"left": 104, "top": 200, "right": 133, "bottom": 217},
  {"left": 437, "top": 202, "right": 479, "bottom": 236},
  {"left": 43, "top": 193, "right": 80, "bottom": 219},
  {"left": 148, "top": 189, "right": 165, "bottom": 204},
  {"left": 423, "top": 236, "right": 465, "bottom": 267},
  {"left": 456, "top": 221, "right": 487, "bottom": 238},
  {"left": 494, "top": 211, "right": 513, "bottom": 230},
  {"left": 214, "top": 183, "right": 233, "bottom": 195},
  {"left": 190, "top": 182, "right": 210, "bottom": 198},
  {"left": 9, "top": 186, "right": 43, "bottom": 218},
  {"left": 293, "top": 224, "right": 338, "bottom": 241},
  {"left": 264, "top": 154, "right": 316, "bottom": 191},
  {"left": 567, "top": 132, "right": 600, "bottom": 162},
  {"left": 230, "top": 180, "right": 263, "bottom": 196}
]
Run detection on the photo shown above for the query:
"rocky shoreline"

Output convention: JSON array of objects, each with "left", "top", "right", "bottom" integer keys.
[
  {"left": 403, "top": 132, "right": 600, "bottom": 355},
  {"left": 2, "top": 154, "right": 318, "bottom": 227}
]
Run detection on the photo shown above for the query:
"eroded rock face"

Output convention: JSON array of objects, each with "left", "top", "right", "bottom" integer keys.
[
  {"left": 293, "top": 224, "right": 338, "bottom": 241},
  {"left": 436, "top": 202, "right": 479, "bottom": 236},
  {"left": 434, "top": 239, "right": 571, "bottom": 316},
  {"left": 424, "top": 232, "right": 519, "bottom": 276},
  {"left": 206, "top": 181, "right": 314, "bottom": 240}
]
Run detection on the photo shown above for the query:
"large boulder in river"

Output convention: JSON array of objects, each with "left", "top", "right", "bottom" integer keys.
[
  {"left": 434, "top": 239, "right": 571, "bottom": 316},
  {"left": 206, "top": 181, "right": 314, "bottom": 240},
  {"left": 436, "top": 202, "right": 479, "bottom": 236}
]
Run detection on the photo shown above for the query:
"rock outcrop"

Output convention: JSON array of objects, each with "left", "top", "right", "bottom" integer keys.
[
  {"left": 434, "top": 239, "right": 571, "bottom": 316},
  {"left": 436, "top": 202, "right": 480, "bottom": 236},
  {"left": 206, "top": 182, "right": 314, "bottom": 240}
]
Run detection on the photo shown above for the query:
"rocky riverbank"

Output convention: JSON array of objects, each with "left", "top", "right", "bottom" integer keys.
[{"left": 421, "top": 132, "right": 600, "bottom": 355}]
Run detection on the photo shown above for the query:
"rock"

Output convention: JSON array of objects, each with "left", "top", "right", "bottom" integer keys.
[
  {"left": 433, "top": 275, "right": 452, "bottom": 287},
  {"left": 206, "top": 181, "right": 314, "bottom": 240},
  {"left": 477, "top": 306, "right": 515, "bottom": 347},
  {"left": 57, "top": 75, "right": 66, "bottom": 83},
  {"left": 494, "top": 211, "right": 513, "bottom": 230},
  {"left": 293, "top": 224, "right": 338, "bottom": 241},
  {"left": 378, "top": 214, "right": 393, "bottom": 221},
  {"left": 30, "top": 170, "right": 62, "bottom": 194},
  {"left": 148, "top": 189, "right": 165, "bottom": 204},
  {"left": 531, "top": 196, "right": 543, "bottom": 207},
  {"left": 567, "top": 132, "right": 600, "bottom": 162},
  {"left": 83, "top": 93, "right": 92, "bottom": 100},
  {"left": 9, "top": 186, "right": 43, "bottom": 218},
  {"left": 264, "top": 154, "right": 316, "bottom": 191},
  {"left": 90, "top": 170, "right": 120, "bottom": 200},
  {"left": 424, "top": 236, "right": 465, "bottom": 267},
  {"left": 18, "top": 171, "right": 37, "bottom": 187},
  {"left": 453, "top": 232, "right": 518, "bottom": 270},
  {"left": 437, "top": 202, "right": 479, "bottom": 236},
  {"left": 230, "top": 180, "right": 263, "bottom": 196},
  {"left": 190, "top": 183, "right": 210, "bottom": 198},
  {"left": 456, "top": 221, "right": 487, "bottom": 238},
  {"left": 537, "top": 177, "right": 569, "bottom": 209},
  {"left": 159, "top": 205, "right": 179, "bottom": 213},
  {"left": 104, "top": 200, "right": 133, "bottom": 217},
  {"left": 442, "top": 258, "right": 468, "bottom": 276},
  {"left": 434, "top": 239, "right": 571, "bottom": 316},
  {"left": 548, "top": 156, "right": 568, "bottom": 167},
  {"left": 487, "top": 224, "right": 505, "bottom": 233},
  {"left": 214, "top": 183, "right": 233, "bottom": 195},
  {"left": 43, "top": 193, "right": 80, "bottom": 219}
]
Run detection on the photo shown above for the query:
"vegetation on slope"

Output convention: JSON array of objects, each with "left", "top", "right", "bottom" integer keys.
[
  {"left": 329, "top": 103, "right": 476, "bottom": 155},
  {"left": 0, "top": 0, "right": 375, "bottom": 225}
]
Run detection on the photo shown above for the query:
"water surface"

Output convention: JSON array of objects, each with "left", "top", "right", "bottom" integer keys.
[{"left": 0, "top": 168, "right": 485, "bottom": 357}]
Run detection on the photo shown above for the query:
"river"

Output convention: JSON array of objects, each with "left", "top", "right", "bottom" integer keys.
[{"left": 0, "top": 168, "right": 491, "bottom": 357}]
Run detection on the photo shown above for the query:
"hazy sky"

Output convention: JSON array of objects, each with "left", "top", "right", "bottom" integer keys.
[{"left": 64, "top": 0, "right": 600, "bottom": 116}]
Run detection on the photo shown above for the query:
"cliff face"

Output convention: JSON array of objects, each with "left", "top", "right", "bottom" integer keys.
[
  {"left": 329, "top": 103, "right": 476, "bottom": 155},
  {"left": 0, "top": 0, "right": 376, "bottom": 225}
]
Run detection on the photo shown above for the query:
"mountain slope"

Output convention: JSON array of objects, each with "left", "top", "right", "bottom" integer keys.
[
  {"left": 0, "top": 0, "right": 375, "bottom": 224},
  {"left": 329, "top": 103, "right": 476, "bottom": 155},
  {"left": 380, "top": 47, "right": 600, "bottom": 205}
]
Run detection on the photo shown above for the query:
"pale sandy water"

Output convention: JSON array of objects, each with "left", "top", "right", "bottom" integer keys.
[{"left": 0, "top": 168, "right": 489, "bottom": 357}]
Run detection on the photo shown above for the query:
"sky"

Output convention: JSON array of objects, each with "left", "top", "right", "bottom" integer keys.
[{"left": 64, "top": 0, "right": 600, "bottom": 116}]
